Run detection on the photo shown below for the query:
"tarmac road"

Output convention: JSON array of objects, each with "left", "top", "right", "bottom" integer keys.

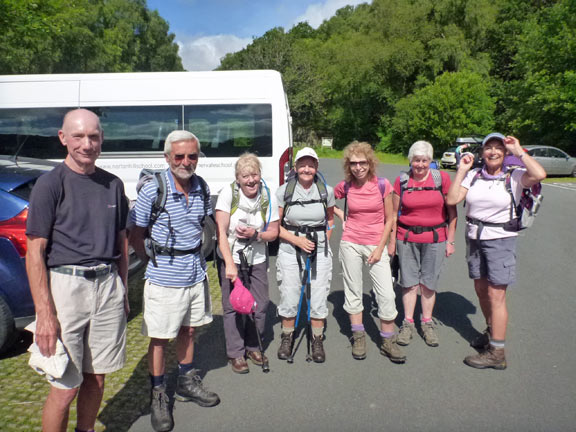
[{"left": 129, "top": 159, "right": 576, "bottom": 432}]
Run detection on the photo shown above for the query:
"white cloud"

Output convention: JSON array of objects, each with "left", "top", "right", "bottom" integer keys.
[
  {"left": 177, "top": 34, "right": 252, "bottom": 71},
  {"left": 293, "top": 0, "right": 371, "bottom": 29}
]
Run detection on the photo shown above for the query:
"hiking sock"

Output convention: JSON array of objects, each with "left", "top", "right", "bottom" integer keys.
[
  {"left": 351, "top": 324, "right": 365, "bottom": 333},
  {"left": 150, "top": 374, "right": 165, "bottom": 388},
  {"left": 312, "top": 326, "right": 324, "bottom": 337},
  {"left": 405, "top": 317, "right": 415, "bottom": 323},
  {"left": 380, "top": 331, "right": 395, "bottom": 339},
  {"left": 178, "top": 362, "right": 195, "bottom": 375},
  {"left": 490, "top": 339, "right": 505, "bottom": 349},
  {"left": 421, "top": 317, "right": 432, "bottom": 323},
  {"left": 282, "top": 326, "right": 295, "bottom": 335}
]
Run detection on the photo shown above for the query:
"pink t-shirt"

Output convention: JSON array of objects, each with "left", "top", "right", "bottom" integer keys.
[
  {"left": 393, "top": 171, "right": 451, "bottom": 243},
  {"left": 334, "top": 177, "right": 392, "bottom": 246}
]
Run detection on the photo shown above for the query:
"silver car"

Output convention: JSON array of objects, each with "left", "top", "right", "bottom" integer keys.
[{"left": 524, "top": 145, "right": 576, "bottom": 177}]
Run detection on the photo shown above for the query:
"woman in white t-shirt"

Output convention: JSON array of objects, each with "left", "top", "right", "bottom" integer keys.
[
  {"left": 215, "top": 153, "right": 279, "bottom": 374},
  {"left": 447, "top": 133, "right": 546, "bottom": 370}
]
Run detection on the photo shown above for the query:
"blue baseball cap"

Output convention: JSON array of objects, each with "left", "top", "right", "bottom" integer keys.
[{"left": 482, "top": 132, "right": 506, "bottom": 146}]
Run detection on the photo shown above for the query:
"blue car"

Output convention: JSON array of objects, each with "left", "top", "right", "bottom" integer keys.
[{"left": 0, "top": 156, "right": 58, "bottom": 353}]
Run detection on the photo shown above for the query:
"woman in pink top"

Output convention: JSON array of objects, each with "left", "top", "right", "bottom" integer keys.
[
  {"left": 334, "top": 141, "right": 404, "bottom": 363},
  {"left": 390, "top": 141, "right": 457, "bottom": 352}
]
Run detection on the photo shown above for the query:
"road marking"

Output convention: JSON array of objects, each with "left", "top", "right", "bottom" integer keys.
[{"left": 544, "top": 183, "right": 576, "bottom": 191}]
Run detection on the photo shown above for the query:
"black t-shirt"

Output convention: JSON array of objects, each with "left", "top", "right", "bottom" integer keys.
[{"left": 26, "top": 163, "right": 129, "bottom": 267}]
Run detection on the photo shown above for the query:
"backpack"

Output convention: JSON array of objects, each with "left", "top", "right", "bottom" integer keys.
[
  {"left": 397, "top": 169, "right": 447, "bottom": 242},
  {"left": 136, "top": 168, "right": 215, "bottom": 261},
  {"left": 229, "top": 180, "right": 272, "bottom": 232},
  {"left": 468, "top": 167, "right": 543, "bottom": 232},
  {"left": 342, "top": 177, "right": 389, "bottom": 221},
  {"left": 282, "top": 170, "right": 329, "bottom": 229}
]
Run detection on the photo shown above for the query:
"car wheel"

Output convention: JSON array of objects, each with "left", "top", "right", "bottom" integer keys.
[
  {"left": 572, "top": 166, "right": 576, "bottom": 178},
  {"left": 0, "top": 296, "right": 17, "bottom": 354}
]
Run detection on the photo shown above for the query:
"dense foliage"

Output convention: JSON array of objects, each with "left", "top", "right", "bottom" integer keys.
[
  {"left": 219, "top": 0, "right": 575, "bottom": 155},
  {"left": 0, "top": 0, "right": 183, "bottom": 74}
]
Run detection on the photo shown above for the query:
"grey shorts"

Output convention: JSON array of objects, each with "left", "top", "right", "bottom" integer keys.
[
  {"left": 466, "top": 236, "right": 517, "bottom": 286},
  {"left": 397, "top": 241, "right": 446, "bottom": 291}
]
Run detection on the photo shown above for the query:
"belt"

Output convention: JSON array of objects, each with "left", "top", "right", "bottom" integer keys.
[
  {"left": 152, "top": 243, "right": 202, "bottom": 256},
  {"left": 50, "top": 264, "right": 116, "bottom": 279},
  {"left": 283, "top": 224, "right": 325, "bottom": 233}
]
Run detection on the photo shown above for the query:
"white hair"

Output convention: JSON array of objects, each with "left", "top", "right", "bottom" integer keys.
[
  {"left": 164, "top": 130, "right": 201, "bottom": 154},
  {"left": 408, "top": 140, "right": 434, "bottom": 162}
]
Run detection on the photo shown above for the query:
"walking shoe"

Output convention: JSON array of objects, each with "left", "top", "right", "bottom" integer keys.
[
  {"left": 397, "top": 320, "right": 415, "bottom": 346},
  {"left": 229, "top": 357, "right": 249, "bottom": 374},
  {"left": 380, "top": 336, "right": 406, "bottom": 363},
  {"left": 150, "top": 385, "right": 174, "bottom": 432},
  {"left": 175, "top": 369, "right": 221, "bottom": 406},
  {"left": 277, "top": 332, "right": 293, "bottom": 360},
  {"left": 246, "top": 350, "right": 267, "bottom": 366},
  {"left": 351, "top": 331, "right": 367, "bottom": 360},
  {"left": 464, "top": 346, "right": 506, "bottom": 370},
  {"left": 421, "top": 320, "right": 439, "bottom": 347},
  {"left": 311, "top": 335, "right": 325, "bottom": 363},
  {"left": 470, "top": 327, "right": 491, "bottom": 350}
]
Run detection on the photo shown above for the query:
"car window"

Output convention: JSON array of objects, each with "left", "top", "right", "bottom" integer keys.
[
  {"left": 548, "top": 148, "right": 567, "bottom": 158},
  {"left": 530, "top": 148, "right": 548, "bottom": 157}
]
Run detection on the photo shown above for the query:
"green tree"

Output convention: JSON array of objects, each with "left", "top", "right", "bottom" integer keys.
[{"left": 387, "top": 71, "right": 495, "bottom": 154}]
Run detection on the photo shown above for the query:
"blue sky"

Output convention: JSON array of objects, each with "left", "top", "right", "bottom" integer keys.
[{"left": 146, "top": 0, "right": 371, "bottom": 71}]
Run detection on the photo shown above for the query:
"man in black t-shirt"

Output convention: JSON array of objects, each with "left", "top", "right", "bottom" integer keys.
[{"left": 26, "top": 109, "right": 129, "bottom": 432}]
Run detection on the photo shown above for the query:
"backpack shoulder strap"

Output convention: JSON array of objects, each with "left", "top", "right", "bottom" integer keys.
[
  {"left": 196, "top": 175, "right": 211, "bottom": 216},
  {"left": 430, "top": 169, "right": 442, "bottom": 189},
  {"left": 150, "top": 171, "right": 167, "bottom": 226},
  {"left": 469, "top": 168, "right": 483, "bottom": 187},
  {"left": 259, "top": 181, "right": 271, "bottom": 231},
  {"left": 377, "top": 177, "right": 389, "bottom": 197},
  {"left": 230, "top": 181, "right": 240, "bottom": 216}
]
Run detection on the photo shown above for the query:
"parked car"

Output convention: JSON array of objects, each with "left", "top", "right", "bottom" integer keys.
[
  {"left": 524, "top": 145, "right": 576, "bottom": 177},
  {"left": 0, "top": 156, "right": 142, "bottom": 353},
  {"left": 0, "top": 156, "right": 58, "bottom": 353},
  {"left": 441, "top": 136, "right": 484, "bottom": 169}
]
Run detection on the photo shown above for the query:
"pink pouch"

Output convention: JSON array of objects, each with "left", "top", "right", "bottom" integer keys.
[{"left": 229, "top": 278, "right": 256, "bottom": 314}]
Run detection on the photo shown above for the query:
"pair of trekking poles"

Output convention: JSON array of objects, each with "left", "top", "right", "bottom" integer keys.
[
  {"left": 287, "top": 233, "right": 316, "bottom": 364},
  {"left": 237, "top": 246, "right": 270, "bottom": 373}
]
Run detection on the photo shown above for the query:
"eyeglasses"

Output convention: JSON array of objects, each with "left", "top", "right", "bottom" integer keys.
[
  {"left": 173, "top": 153, "right": 199, "bottom": 162},
  {"left": 349, "top": 160, "right": 368, "bottom": 167}
]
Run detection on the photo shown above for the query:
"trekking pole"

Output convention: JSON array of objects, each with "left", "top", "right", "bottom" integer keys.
[
  {"left": 287, "top": 256, "right": 311, "bottom": 364},
  {"left": 238, "top": 248, "right": 269, "bottom": 373},
  {"left": 304, "top": 256, "right": 312, "bottom": 363}
]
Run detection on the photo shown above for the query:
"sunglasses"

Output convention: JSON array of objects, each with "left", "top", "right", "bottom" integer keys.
[
  {"left": 173, "top": 153, "right": 199, "bottom": 162},
  {"left": 349, "top": 160, "right": 368, "bottom": 167}
]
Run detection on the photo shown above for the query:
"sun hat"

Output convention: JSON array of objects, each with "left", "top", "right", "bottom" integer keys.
[
  {"left": 294, "top": 147, "right": 319, "bottom": 163},
  {"left": 482, "top": 133, "right": 506, "bottom": 146},
  {"left": 229, "top": 278, "right": 256, "bottom": 315}
]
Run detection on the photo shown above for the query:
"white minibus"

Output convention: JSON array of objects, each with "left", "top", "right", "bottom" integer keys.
[{"left": 0, "top": 70, "right": 293, "bottom": 199}]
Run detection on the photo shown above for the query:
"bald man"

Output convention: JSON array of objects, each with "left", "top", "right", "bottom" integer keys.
[{"left": 26, "top": 109, "right": 129, "bottom": 432}]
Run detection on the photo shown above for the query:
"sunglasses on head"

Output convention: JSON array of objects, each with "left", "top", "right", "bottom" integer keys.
[{"left": 173, "top": 153, "right": 199, "bottom": 162}]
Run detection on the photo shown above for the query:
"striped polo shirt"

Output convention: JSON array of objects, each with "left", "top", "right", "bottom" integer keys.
[{"left": 132, "top": 169, "right": 212, "bottom": 287}]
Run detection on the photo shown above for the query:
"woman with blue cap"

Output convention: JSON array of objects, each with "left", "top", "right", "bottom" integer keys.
[{"left": 447, "top": 133, "right": 546, "bottom": 369}]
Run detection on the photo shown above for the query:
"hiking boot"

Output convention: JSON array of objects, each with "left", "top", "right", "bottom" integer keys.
[
  {"left": 464, "top": 346, "right": 507, "bottom": 370},
  {"left": 311, "top": 335, "right": 325, "bottom": 363},
  {"left": 277, "top": 332, "right": 294, "bottom": 360},
  {"left": 246, "top": 350, "right": 267, "bottom": 366},
  {"left": 470, "top": 327, "right": 491, "bottom": 350},
  {"left": 150, "top": 385, "right": 173, "bottom": 432},
  {"left": 229, "top": 357, "right": 249, "bottom": 374},
  {"left": 380, "top": 336, "right": 406, "bottom": 364},
  {"left": 351, "top": 331, "right": 367, "bottom": 360},
  {"left": 421, "top": 320, "right": 439, "bottom": 347},
  {"left": 175, "top": 369, "right": 221, "bottom": 406},
  {"left": 397, "top": 320, "right": 415, "bottom": 346}
]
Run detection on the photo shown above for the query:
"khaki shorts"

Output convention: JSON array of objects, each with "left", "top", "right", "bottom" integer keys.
[
  {"left": 142, "top": 279, "right": 213, "bottom": 339},
  {"left": 48, "top": 266, "right": 127, "bottom": 389}
]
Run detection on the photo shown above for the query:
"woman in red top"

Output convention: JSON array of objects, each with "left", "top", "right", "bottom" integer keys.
[{"left": 390, "top": 141, "right": 457, "bottom": 350}]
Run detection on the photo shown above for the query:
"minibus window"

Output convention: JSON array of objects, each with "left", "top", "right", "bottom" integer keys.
[
  {"left": 0, "top": 108, "right": 70, "bottom": 158},
  {"left": 185, "top": 104, "right": 272, "bottom": 157}
]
